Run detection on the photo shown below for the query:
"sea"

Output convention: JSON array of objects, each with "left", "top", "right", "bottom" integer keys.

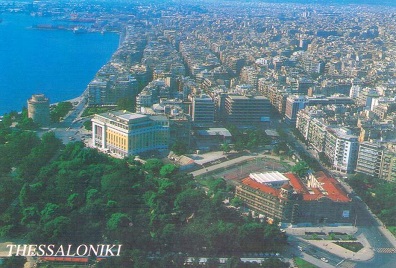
[{"left": 0, "top": 13, "right": 119, "bottom": 115}]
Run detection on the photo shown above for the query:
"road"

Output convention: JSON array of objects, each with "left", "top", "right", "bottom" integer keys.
[{"left": 38, "top": 93, "right": 92, "bottom": 146}]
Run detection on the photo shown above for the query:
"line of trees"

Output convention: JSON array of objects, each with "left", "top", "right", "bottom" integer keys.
[{"left": 347, "top": 174, "right": 396, "bottom": 226}]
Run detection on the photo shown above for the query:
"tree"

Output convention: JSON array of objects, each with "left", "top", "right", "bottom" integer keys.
[
  {"left": 117, "top": 96, "right": 136, "bottom": 112},
  {"left": 226, "top": 256, "right": 241, "bottom": 268},
  {"left": 1, "top": 113, "right": 13, "bottom": 127},
  {"left": 291, "top": 161, "right": 309, "bottom": 177},
  {"left": 160, "top": 164, "right": 178, "bottom": 178},
  {"left": 50, "top": 102, "right": 73, "bottom": 123},
  {"left": 143, "top": 158, "right": 163, "bottom": 175},
  {"left": 17, "top": 117, "right": 37, "bottom": 130},
  {"left": 2, "top": 255, "right": 27, "bottom": 268},
  {"left": 262, "top": 258, "right": 289, "bottom": 268},
  {"left": 107, "top": 213, "right": 131, "bottom": 231},
  {"left": 174, "top": 188, "right": 206, "bottom": 215},
  {"left": 220, "top": 143, "right": 231, "bottom": 154},
  {"left": 83, "top": 120, "right": 92, "bottom": 130},
  {"left": 171, "top": 141, "right": 189, "bottom": 155},
  {"left": 230, "top": 197, "right": 244, "bottom": 207},
  {"left": 43, "top": 216, "right": 72, "bottom": 242}
]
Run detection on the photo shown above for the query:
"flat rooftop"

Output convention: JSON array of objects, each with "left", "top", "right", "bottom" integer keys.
[{"left": 249, "top": 171, "right": 290, "bottom": 184}]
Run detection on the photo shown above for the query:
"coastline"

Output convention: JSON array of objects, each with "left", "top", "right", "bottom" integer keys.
[{"left": 0, "top": 13, "right": 120, "bottom": 116}]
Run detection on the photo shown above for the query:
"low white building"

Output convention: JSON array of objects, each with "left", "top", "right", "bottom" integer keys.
[{"left": 249, "top": 171, "right": 290, "bottom": 189}]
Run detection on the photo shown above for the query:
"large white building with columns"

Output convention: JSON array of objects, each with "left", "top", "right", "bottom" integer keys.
[{"left": 91, "top": 111, "right": 169, "bottom": 157}]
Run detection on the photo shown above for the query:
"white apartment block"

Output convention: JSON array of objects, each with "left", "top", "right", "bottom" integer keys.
[{"left": 324, "top": 127, "right": 359, "bottom": 174}]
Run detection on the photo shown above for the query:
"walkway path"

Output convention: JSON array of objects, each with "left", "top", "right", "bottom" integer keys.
[{"left": 190, "top": 152, "right": 295, "bottom": 178}]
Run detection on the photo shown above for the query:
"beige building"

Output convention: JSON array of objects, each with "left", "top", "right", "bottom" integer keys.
[
  {"left": 27, "top": 94, "right": 50, "bottom": 127},
  {"left": 92, "top": 111, "right": 169, "bottom": 157}
]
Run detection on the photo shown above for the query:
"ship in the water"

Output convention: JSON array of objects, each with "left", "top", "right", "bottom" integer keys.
[
  {"left": 73, "top": 27, "right": 88, "bottom": 34},
  {"left": 32, "top": 24, "right": 67, "bottom": 30}
]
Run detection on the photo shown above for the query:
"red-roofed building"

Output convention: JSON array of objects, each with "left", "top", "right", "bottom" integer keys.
[{"left": 236, "top": 171, "right": 354, "bottom": 224}]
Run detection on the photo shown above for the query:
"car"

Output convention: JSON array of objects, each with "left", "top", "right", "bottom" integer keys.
[{"left": 321, "top": 257, "right": 328, "bottom": 263}]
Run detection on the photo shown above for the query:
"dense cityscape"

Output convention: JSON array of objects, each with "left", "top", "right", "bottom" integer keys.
[{"left": 1, "top": 0, "right": 396, "bottom": 267}]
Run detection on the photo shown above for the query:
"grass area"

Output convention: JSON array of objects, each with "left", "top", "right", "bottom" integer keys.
[
  {"left": 334, "top": 241, "right": 364, "bottom": 252},
  {"left": 196, "top": 177, "right": 214, "bottom": 187},
  {"left": 388, "top": 226, "right": 396, "bottom": 237},
  {"left": 304, "top": 233, "right": 356, "bottom": 241},
  {"left": 294, "top": 257, "right": 318, "bottom": 268}
]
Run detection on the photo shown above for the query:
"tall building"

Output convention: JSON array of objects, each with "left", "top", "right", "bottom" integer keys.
[
  {"left": 307, "top": 118, "right": 327, "bottom": 153},
  {"left": 88, "top": 76, "right": 138, "bottom": 107},
  {"left": 285, "top": 95, "right": 308, "bottom": 126},
  {"left": 355, "top": 143, "right": 396, "bottom": 182},
  {"left": 356, "top": 142, "right": 383, "bottom": 178},
  {"left": 224, "top": 95, "right": 271, "bottom": 125},
  {"left": 87, "top": 79, "right": 109, "bottom": 106},
  {"left": 27, "top": 94, "right": 50, "bottom": 126},
  {"left": 324, "top": 127, "right": 359, "bottom": 174},
  {"left": 92, "top": 111, "right": 169, "bottom": 157},
  {"left": 191, "top": 94, "right": 215, "bottom": 126},
  {"left": 380, "top": 149, "right": 396, "bottom": 182}
]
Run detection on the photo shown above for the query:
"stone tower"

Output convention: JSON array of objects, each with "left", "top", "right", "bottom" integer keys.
[{"left": 27, "top": 94, "right": 50, "bottom": 126}]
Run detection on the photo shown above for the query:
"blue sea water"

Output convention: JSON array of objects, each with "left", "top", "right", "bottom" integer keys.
[{"left": 0, "top": 13, "right": 119, "bottom": 115}]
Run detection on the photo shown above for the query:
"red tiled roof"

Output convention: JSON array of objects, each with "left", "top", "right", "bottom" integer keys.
[
  {"left": 241, "top": 172, "right": 351, "bottom": 203},
  {"left": 286, "top": 172, "right": 351, "bottom": 202},
  {"left": 39, "top": 257, "right": 89, "bottom": 263},
  {"left": 284, "top": 173, "right": 308, "bottom": 194},
  {"left": 303, "top": 193, "right": 320, "bottom": 201},
  {"left": 241, "top": 177, "right": 279, "bottom": 197},
  {"left": 316, "top": 173, "right": 350, "bottom": 202}
]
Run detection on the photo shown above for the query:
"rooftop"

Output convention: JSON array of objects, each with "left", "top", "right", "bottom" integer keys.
[
  {"left": 245, "top": 172, "right": 351, "bottom": 203},
  {"left": 241, "top": 177, "right": 279, "bottom": 197},
  {"left": 197, "top": 128, "right": 232, "bottom": 137},
  {"left": 249, "top": 171, "right": 290, "bottom": 184}
]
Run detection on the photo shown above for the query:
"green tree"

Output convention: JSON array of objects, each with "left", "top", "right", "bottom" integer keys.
[
  {"left": 171, "top": 141, "right": 189, "bottom": 155},
  {"left": 174, "top": 188, "right": 206, "bottom": 215},
  {"left": 230, "top": 197, "right": 244, "bottom": 207},
  {"left": 67, "top": 193, "right": 83, "bottom": 210},
  {"left": 1, "top": 113, "right": 13, "bottom": 127},
  {"left": 83, "top": 120, "right": 92, "bottom": 130},
  {"left": 160, "top": 164, "right": 178, "bottom": 178},
  {"left": 117, "top": 96, "right": 136, "bottom": 112},
  {"left": 107, "top": 213, "right": 131, "bottom": 231},
  {"left": 50, "top": 102, "right": 73, "bottom": 123},
  {"left": 2, "top": 255, "right": 27, "bottom": 268},
  {"left": 262, "top": 258, "right": 289, "bottom": 268},
  {"left": 143, "top": 158, "right": 163, "bottom": 175},
  {"left": 291, "top": 161, "right": 310, "bottom": 177},
  {"left": 220, "top": 143, "right": 231, "bottom": 154},
  {"left": 43, "top": 216, "right": 72, "bottom": 242},
  {"left": 226, "top": 256, "right": 241, "bottom": 268}
]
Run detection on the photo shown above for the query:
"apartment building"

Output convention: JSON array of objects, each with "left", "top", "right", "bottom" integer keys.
[
  {"left": 223, "top": 95, "right": 271, "bottom": 126},
  {"left": 356, "top": 142, "right": 383, "bottom": 178},
  {"left": 324, "top": 127, "right": 359, "bottom": 174},
  {"left": 356, "top": 142, "right": 396, "bottom": 182},
  {"left": 285, "top": 95, "right": 308, "bottom": 126},
  {"left": 191, "top": 94, "right": 215, "bottom": 126}
]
